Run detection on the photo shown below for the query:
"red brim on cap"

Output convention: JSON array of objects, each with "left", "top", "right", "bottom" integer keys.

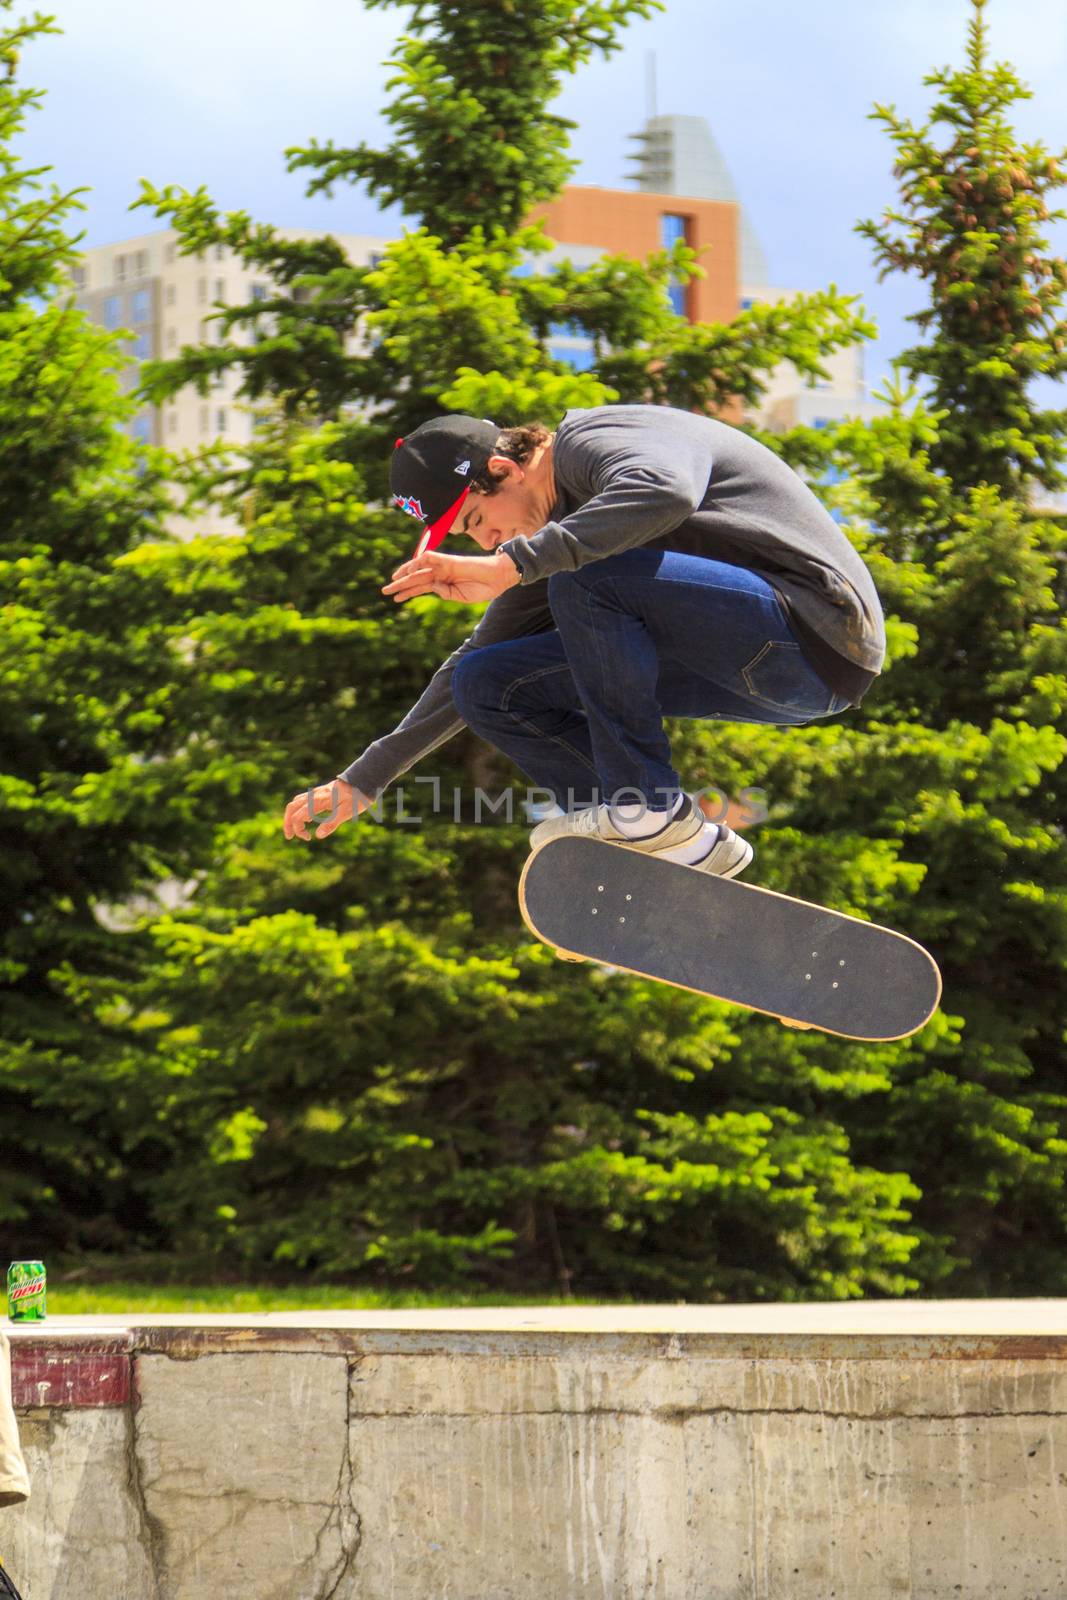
[{"left": 412, "top": 487, "right": 472, "bottom": 558}]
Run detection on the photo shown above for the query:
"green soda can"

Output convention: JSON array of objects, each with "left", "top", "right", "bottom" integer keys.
[{"left": 7, "top": 1261, "right": 46, "bottom": 1321}]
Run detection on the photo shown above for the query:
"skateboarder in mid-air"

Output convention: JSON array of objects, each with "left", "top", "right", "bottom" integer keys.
[
  {"left": 283, "top": 404, "right": 886, "bottom": 873},
  {"left": 282, "top": 406, "right": 939, "bottom": 1042}
]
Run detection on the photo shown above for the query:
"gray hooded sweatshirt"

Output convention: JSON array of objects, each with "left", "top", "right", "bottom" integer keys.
[{"left": 339, "top": 405, "right": 885, "bottom": 798}]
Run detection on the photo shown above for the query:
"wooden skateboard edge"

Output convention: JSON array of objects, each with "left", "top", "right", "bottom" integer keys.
[{"left": 518, "top": 840, "right": 941, "bottom": 1043}]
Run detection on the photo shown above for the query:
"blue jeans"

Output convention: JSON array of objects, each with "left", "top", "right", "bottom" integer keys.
[{"left": 451, "top": 549, "right": 851, "bottom": 810}]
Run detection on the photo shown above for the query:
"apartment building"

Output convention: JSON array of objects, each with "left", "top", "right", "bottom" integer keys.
[
  {"left": 70, "top": 227, "right": 393, "bottom": 451},
  {"left": 69, "top": 112, "right": 877, "bottom": 538},
  {"left": 67, "top": 227, "right": 392, "bottom": 534},
  {"left": 67, "top": 199, "right": 737, "bottom": 534}
]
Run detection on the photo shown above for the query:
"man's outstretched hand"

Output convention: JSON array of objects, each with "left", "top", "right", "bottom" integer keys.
[
  {"left": 284, "top": 779, "right": 364, "bottom": 842},
  {"left": 286, "top": 550, "right": 520, "bottom": 844},
  {"left": 382, "top": 549, "right": 520, "bottom": 606}
]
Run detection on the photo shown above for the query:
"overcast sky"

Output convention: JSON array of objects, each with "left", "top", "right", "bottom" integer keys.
[{"left": 17, "top": 0, "right": 1067, "bottom": 393}]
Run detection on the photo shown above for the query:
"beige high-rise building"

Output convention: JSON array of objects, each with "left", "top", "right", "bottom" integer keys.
[
  {"left": 66, "top": 226, "right": 393, "bottom": 535},
  {"left": 739, "top": 283, "right": 884, "bottom": 434}
]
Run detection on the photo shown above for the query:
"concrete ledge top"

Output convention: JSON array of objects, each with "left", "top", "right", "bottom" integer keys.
[{"left": 6, "top": 1299, "right": 1067, "bottom": 1340}]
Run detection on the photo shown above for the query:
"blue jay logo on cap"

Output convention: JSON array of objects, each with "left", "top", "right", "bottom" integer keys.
[{"left": 394, "top": 493, "right": 426, "bottom": 521}]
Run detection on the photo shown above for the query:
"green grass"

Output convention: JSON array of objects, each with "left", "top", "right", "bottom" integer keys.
[{"left": 41, "top": 1283, "right": 623, "bottom": 1315}]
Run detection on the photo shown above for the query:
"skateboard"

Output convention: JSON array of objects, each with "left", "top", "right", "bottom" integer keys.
[{"left": 519, "top": 836, "right": 942, "bottom": 1041}]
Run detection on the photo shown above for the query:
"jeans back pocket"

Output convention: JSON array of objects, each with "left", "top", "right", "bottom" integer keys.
[{"left": 741, "top": 639, "right": 812, "bottom": 713}]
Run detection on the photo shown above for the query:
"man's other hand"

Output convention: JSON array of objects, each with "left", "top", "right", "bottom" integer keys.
[{"left": 284, "top": 778, "right": 362, "bottom": 842}]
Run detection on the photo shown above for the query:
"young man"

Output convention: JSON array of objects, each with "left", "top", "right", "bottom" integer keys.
[{"left": 284, "top": 405, "right": 886, "bottom": 874}]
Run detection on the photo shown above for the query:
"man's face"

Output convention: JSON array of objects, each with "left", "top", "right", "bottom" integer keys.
[{"left": 454, "top": 457, "right": 544, "bottom": 551}]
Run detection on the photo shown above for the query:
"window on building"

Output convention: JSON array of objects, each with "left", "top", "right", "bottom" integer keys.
[
  {"left": 168, "top": 411, "right": 178, "bottom": 434},
  {"left": 199, "top": 404, "right": 209, "bottom": 435},
  {"left": 660, "top": 213, "right": 689, "bottom": 318},
  {"left": 165, "top": 284, "right": 176, "bottom": 306},
  {"left": 114, "top": 254, "right": 127, "bottom": 283},
  {"left": 103, "top": 295, "right": 122, "bottom": 330},
  {"left": 215, "top": 244, "right": 226, "bottom": 262},
  {"left": 132, "top": 289, "right": 151, "bottom": 324},
  {"left": 132, "top": 330, "right": 153, "bottom": 360},
  {"left": 215, "top": 279, "right": 225, "bottom": 300},
  {"left": 740, "top": 296, "right": 757, "bottom": 311},
  {"left": 216, "top": 408, "right": 227, "bottom": 433},
  {"left": 250, "top": 283, "right": 268, "bottom": 302},
  {"left": 72, "top": 264, "right": 87, "bottom": 290},
  {"left": 165, "top": 242, "right": 176, "bottom": 265},
  {"left": 198, "top": 278, "right": 207, "bottom": 304},
  {"left": 661, "top": 214, "right": 687, "bottom": 249},
  {"left": 131, "top": 414, "right": 152, "bottom": 445},
  {"left": 134, "top": 250, "right": 148, "bottom": 278}
]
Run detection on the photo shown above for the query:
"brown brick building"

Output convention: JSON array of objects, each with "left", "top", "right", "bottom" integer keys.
[{"left": 533, "top": 185, "right": 740, "bottom": 327}]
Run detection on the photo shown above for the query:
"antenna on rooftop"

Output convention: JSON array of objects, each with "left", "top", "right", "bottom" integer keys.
[{"left": 646, "top": 50, "right": 657, "bottom": 122}]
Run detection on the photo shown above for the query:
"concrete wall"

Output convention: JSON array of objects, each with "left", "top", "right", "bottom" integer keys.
[{"left": 4, "top": 1304, "right": 1067, "bottom": 1599}]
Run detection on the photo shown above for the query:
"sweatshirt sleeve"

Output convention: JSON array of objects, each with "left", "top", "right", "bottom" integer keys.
[
  {"left": 337, "top": 579, "right": 554, "bottom": 799},
  {"left": 503, "top": 410, "right": 714, "bottom": 584}
]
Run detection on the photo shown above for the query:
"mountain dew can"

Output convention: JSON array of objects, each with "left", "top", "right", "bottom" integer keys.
[{"left": 7, "top": 1261, "right": 46, "bottom": 1321}]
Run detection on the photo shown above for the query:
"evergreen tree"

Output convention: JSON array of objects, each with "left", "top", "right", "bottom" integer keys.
[
  {"left": 289, "top": 0, "right": 662, "bottom": 245},
  {"left": 814, "top": 0, "right": 1067, "bottom": 1292},
  {"left": 20, "top": 0, "right": 1062, "bottom": 1301},
  {"left": 0, "top": 3, "right": 203, "bottom": 1252},
  {"left": 857, "top": 0, "right": 1067, "bottom": 497},
  {"left": 91, "top": 0, "right": 921, "bottom": 1297}
]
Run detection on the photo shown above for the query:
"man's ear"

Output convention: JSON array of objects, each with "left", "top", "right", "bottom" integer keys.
[{"left": 486, "top": 454, "right": 521, "bottom": 481}]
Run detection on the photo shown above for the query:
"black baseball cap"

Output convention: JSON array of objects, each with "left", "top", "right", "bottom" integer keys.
[{"left": 390, "top": 415, "right": 500, "bottom": 556}]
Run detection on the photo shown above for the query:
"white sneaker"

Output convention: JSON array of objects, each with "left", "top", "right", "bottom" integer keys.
[
  {"left": 529, "top": 798, "right": 702, "bottom": 850},
  {"left": 529, "top": 797, "right": 754, "bottom": 880},
  {"left": 685, "top": 822, "right": 753, "bottom": 879}
]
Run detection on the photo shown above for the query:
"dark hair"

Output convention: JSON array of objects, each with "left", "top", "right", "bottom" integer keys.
[{"left": 470, "top": 423, "right": 553, "bottom": 496}]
